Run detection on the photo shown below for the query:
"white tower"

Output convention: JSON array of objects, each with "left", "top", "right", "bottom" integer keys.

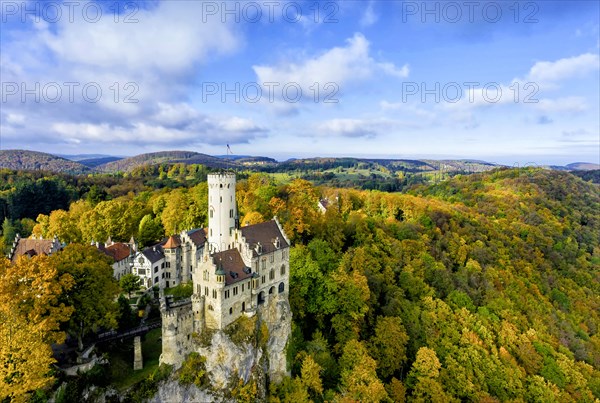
[{"left": 207, "top": 172, "right": 237, "bottom": 252}]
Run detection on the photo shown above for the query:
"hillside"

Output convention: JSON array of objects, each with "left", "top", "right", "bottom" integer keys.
[
  {"left": 4, "top": 167, "right": 600, "bottom": 401},
  {"left": 95, "top": 151, "right": 237, "bottom": 172},
  {"left": 0, "top": 150, "right": 89, "bottom": 174},
  {"left": 78, "top": 156, "right": 123, "bottom": 168}
]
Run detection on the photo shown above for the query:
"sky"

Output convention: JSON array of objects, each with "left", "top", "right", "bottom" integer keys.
[{"left": 0, "top": 0, "right": 599, "bottom": 165}]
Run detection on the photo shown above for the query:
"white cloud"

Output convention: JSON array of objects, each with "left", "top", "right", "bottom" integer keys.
[
  {"left": 526, "top": 53, "right": 599, "bottom": 86},
  {"left": 252, "top": 33, "right": 409, "bottom": 107},
  {"left": 533, "top": 97, "right": 588, "bottom": 113},
  {"left": 360, "top": 1, "right": 378, "bottom": 27},
  {"left": 39, "top": 1, "right": 239, "bottom": 74}
]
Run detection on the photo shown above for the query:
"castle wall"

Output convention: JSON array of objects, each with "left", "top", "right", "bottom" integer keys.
[{"left": 160, "top": 298, "right": 195, "bottom": 367}]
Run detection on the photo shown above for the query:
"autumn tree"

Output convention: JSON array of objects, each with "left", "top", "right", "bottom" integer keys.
[
  {"left": 406, "top": 347, "right": 455, "bottom": 402},
  {"left": 369, "top": 316, "right": 409, "bottom": 378},
  {"left": 338, "top": 339, "right": 388, "bottom": 402},
  {"left": 51, "top": 244, "right": 120, "bottom": 351},
  {"left": 0, "top": 256, "right": 73, "bottom": 400}
]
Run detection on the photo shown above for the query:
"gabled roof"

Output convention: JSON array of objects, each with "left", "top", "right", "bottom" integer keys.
[
  {"left": 186, "top": 228, "right": 207, "bottom": 247},
  {"left": 212, "top": 248, "right": 252, "bottom": 286},
  {"left": 103, "top": 243, "right": 131, "bottom": 262},
  {"left": 10, "top": 238, "right": 62, "bottom": 262},
  {"left": 240, "top": 220, "right": 289, "bottom": 257},
  {"left": 141, "top": 245, "right": 164, "bottom": 263}
]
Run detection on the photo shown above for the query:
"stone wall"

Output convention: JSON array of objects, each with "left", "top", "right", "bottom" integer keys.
[{"left": 160, "top": 297, "right": 195, "bottom": 368}]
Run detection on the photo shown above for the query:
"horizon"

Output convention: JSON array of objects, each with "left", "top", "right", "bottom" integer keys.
[
  {"left": 2, "top": 147, "right": 598, "bottom": 167},
  {"left": 1, "top": 1, "right": 598, "bottom": 165}
]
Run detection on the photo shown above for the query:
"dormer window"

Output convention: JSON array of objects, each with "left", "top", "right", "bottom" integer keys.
[
  {"left": 256, "top": 242, "right": 263, "bottom": 254},
  {"left": 274, "top": 237, "right": 281, "bottom": 249}
]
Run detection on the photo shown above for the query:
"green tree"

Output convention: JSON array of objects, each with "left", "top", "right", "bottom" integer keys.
[
  {"left": 119, "top": 273, "right": 141, "bottom": 299},
  {"left": 51, "top": 244, "right": 120, "bottom": 351},
  {"left": 1, "top": 218, "right": 16, "bottom": 254},
  {"left": 116, "top": 294, "right": 138, "bottom": 331},
  {"left": 137, "top": 214, "right": 164, "bottom": 247},
  {"left": 369, "top": 316, "right": 409, "bottom": 378}
]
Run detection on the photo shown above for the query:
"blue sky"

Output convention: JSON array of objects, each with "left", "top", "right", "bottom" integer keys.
[{"left": 0, "top": 0, "right": 598, "bottom": 165}]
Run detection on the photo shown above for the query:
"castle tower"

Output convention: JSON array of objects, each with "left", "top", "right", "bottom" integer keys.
[
  {"left": 207, "top": 172, "right": 237, "bottom": 252},
  {"left": 164, "top": 235, "right": 181, "bottom": 288}
]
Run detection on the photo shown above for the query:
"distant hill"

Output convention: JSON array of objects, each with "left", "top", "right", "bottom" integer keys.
[
  {"left": 0, "top": 150, "right": 89, "bottom": 174},
  {"left": 268, "top": 157, "right": 500, "bottom": 174},
  {"left": 78, "top": 156, "right": 123, "bottom": 168},
  {"left": 56, "top": 153, "right": 122, "bottom": 162},
  {"left": 95, "top": 151, "right": 238, "bottom": 172},
  {"left": 566, "top": 162, "right": 600, "bottom": 171}
]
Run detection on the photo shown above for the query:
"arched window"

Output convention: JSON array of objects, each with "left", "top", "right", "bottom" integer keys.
[
  {"left": 280, "top": 265, "right": 286, "bottom": 276},
  {"left": 278, "top": 282, "right": 284, "bottom": 294},
  {"left": 269, "top": 269, "right": 275, "bottom": 280},
  {"left": 269, "top": 286, "right": 275, "bottom": 294}
]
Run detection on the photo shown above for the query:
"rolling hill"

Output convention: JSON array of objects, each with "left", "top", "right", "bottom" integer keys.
[
  {"left": 95, "top": 151, "right": 239, "bottom": 172},
  {"left": 0, "top": 150, "right": 90, "bottom": 174}
]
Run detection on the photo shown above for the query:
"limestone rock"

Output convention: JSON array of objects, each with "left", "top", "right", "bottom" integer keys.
[
  {"left": 149, "top": 380, "right": 233, "bottom": 403},
  {"left": 198, "top": 331, "right": 262, "bottom": 390},
  {"left": 262, "top": 294, "right": 292, "bottom": 383}
]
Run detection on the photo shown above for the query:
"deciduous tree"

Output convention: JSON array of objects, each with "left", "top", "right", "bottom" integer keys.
[
  {"left": 0, "top": 256, "right": 73, "bottom": 400},
  {"left": 51, "top": 244, "right": 120, "bottom": 351}
]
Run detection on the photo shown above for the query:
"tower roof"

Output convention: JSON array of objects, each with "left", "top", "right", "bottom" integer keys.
[{"left": 163, "top": 235, "right": 181, "bottom": 249}]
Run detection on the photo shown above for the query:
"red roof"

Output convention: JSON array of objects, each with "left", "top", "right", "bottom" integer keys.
[
  {"left": 163, "top": 235, "right": 181, "bottom": 249},
  {"left": 105, "top": 243, "right": 131, "bottom": 262}
]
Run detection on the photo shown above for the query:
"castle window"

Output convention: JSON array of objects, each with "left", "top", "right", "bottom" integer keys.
[
  {"left": 162, "top": 273, "right": 165, "bottom": 279},
  {"left": 220, "top": 184, "right": 223, "bottom": 188},
  {"left": 262, "top": 275, "right": 265, "bottom": 284},
  {"left": 212, "top": 289, "right": 217, "bottom": 299},
  {"left": 279, "top": 282, "right": 285, "bottom": 293},
  {"left": 220, "top": 196, "right": 222, "bottom": 203},
  {"left": 261, "top": 258, "right": 266, "bottom": 270},
  {"left": 204, "top": 286, "right": 208, "bottom": 296},
  {"left": 154, "top": 276, "right": 158, "bottom": 284},
  {"left": 282, "top": 249, "right": 287, "bottom": 259},
  {"left": 229, "top": 307, "right": 233, "bottom": 315},
  {"left": 255, "top": 261, "right": 259, "bottom": 272},
  {"left": 242, "top": 283, "right": 244, "bottom": 292},
  {"left": 210, "top": 210, "right": 213, "bottom": 218},
  {"left": 229, "top": 209, "right": 233, "bottom": 218},
  {"left": 233, "top": 286, "right": 238, "bottom": 296},
  {"left": 270, "top": 254, "right": 274, "bottom": 263},
  {"left": 166, "top": 281, "right": 169, "bottom": 288},
  {"left": 269, "top": 269, "right": 275, "bottom": 280},
  {"left": 225, "top": 290, "right": 230, "bottom": 299},
  {"left": 280, "top": 265, "right": 286, "bottom": 276},
  {"left": 154, "top": 266, "right": 158, "bottom": 273},
  {"left": 208, "top": 304, "right": 213, "bottom": 311}
]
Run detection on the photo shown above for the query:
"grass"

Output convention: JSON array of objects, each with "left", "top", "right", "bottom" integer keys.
[{"left": 100, "top": 328, "right": 163, "bottom": 391}]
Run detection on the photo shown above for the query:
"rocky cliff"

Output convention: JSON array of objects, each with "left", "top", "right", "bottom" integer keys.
[{"left": 153, "top": 294, "right": 291, "bottom": 401}]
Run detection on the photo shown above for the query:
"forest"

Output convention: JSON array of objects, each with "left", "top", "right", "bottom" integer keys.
[{"left": 1, "top": 165, "right": 599, "bottom": 402}]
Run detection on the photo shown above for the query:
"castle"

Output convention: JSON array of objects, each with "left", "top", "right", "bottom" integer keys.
[{"left": 159, "top": 172, "right": 291, "bottom": 369}]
